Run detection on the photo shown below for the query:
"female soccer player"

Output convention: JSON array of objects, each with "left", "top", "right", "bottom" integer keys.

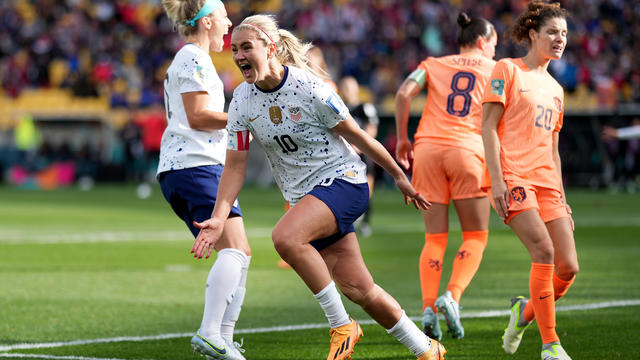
[
  {"left": 481, "top": 2, "right": 578, "bottom": 359},
  {"left": 395, "top": 12, "right": 497, "bottom": 340},
  {"left": 158, "top": 1, "right": 250, "bottom": 359},
  {"left": 192, "top": 14, "right": 446, "bottom": 360}
]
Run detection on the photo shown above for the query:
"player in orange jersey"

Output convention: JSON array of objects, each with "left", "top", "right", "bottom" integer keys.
[
  {"left": 481, "top": 2, "right": 577, "bottom": 359},
  {"left": 395, "top": 12, "right": 497, "bottom": 341}
]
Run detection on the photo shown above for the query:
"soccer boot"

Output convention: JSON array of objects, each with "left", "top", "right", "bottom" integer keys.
[
  {"left": 224, "top": 338, "right": 246, "bottom": 360},
  {"left": 191, "top": 331, "right": 229, "bottom": 359},
  {"left": 541, "top": 342, "right": 572, "bottom": 360},
  {"left": 421, "top": 307, "right": 442, "bottom": 341},
  {"left": 502, "top": 296, "right": 531, "bottom": 354},
  {"left": 327, "top": 318, "right": 363, "bottom": 360},
  {"left": 416, "top": 337, "right": 447, "bottom": 360},
  {"left": 435, "top": 291, "right": 464, "bottom": 339}
]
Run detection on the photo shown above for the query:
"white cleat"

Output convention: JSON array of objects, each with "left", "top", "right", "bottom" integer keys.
[
  {"left": 502, "top": 296, "right": 531, "bottom": 354},
  {"left": 435, "top": 291, "right": 464, "bottom": 339},
  {"left": 224, "top": 338, "right": 246, "bottom": 360},
  {"left": 421, "top": 307, "right": 442, "bottom": 341},
  {"left": 541, "top": 342, "right": 572, "bottom": 360},
  {"left": 191, "top": 331, "right": 230, "bottom": 359}
]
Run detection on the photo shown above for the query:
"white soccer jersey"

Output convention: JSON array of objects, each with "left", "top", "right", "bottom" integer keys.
[
  {"left": 227, "top": 66, "right": 367, "bottom": 204},
  {"left": 157, "top": 44, "right": 228, "bottom": 175}
]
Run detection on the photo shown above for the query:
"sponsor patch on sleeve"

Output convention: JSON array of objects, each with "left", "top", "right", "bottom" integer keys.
[
  {"left": 195, "top": 65, "right": 209, "bottom": 83},
  {"left": 491, "top": 79, "right": 505, "bottom": 96},
  {"left": 325, "top": 92, "right": 346, "bottom": 114},
  {"left": 227, "top": 130, "right": 250, "bottom": 151}
]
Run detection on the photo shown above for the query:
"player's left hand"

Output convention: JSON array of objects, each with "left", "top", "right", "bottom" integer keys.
[
  {"left": 566, "top": 203, "right": 574, "bottom": 231},
  {"left": 191, "top": 218, "right": 224, "bottom": 259},
  {"left": 395, "top": 176, "right": 431, "bottom": 210}
]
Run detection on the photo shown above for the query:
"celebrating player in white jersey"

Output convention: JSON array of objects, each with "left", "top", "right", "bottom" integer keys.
[
  {"left": 190, "top": 14, "right": 446, "bottom": 360},
  {"left": 158, "top": 0, "right": 249, "bottom": 359}
]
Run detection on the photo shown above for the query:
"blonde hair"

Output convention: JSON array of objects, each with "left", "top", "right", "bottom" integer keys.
[
  {"left": 162, "top": 0, "right": 207, "bottom": 37},
  {"left": 234, "top": 14, "right": 326, "bottom": 78}
]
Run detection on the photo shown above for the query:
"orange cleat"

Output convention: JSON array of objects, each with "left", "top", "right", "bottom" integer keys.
[
  {"left": 327, "top": 318, "right": 363, "bottom": 360},
  {"left": 416, "top": 338, "right": 446, "bottom": 360}
]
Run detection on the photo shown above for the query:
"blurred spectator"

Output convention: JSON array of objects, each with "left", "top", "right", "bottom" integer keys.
[
  {"left": 132, "top": 106, "right": 166, "bottom": 181},
  {"left": 1, "top": 0, "right": 640, "bottom": 189},
  {"left": 602, "top": 118, "right": 640, "bottom": 192},
  {"left": 1, "top": 0, "right": 639, "bottom": 107}
]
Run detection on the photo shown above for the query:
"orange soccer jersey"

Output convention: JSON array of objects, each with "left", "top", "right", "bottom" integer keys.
[
  {"left": 414, "top": 54, "right": 496, "bottom": 155},
  {"left": 482, "top": 58, "right": 565, "bottom": 191}
]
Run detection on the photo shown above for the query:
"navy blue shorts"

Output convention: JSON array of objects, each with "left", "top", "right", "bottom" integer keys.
[
  {"left": 159, "top": 165, "right": 242, "bottom": 238},
  {"left": 308, "top": 178, "right": 369, "bottom": 251}
]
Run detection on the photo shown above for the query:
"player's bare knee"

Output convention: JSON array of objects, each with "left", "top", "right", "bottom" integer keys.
[
  {"left": 557, "top": 260, "right": 579, "bottom": 279},
  {"left": 272, "top": 227, "right": 293, "bottom": 258},
  {"left": 530, "top": 244, "right": 554, "bottom": 264}
]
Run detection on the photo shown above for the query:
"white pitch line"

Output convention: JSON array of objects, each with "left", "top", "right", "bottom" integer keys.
[
  {"left": 1, "top": 299, "right": 639, "bottom": 354},
  {"left": 2, "top": 214, "right": 639, "bottom": 245},
  {"left": 0, "top": 228, "right": 273, "bottom": 245},
  {"left": 0, "top": 354, "right": 135, "bottom": 360},
  {"left": 0, "top": 333, "right": 191, "bottom": 352}
]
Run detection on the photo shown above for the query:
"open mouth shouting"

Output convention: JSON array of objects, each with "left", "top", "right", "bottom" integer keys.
[{"left": 238, "top": 62, "right": 253, "bottom": 80}]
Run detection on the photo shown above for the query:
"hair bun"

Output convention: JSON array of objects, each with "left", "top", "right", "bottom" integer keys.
[{"left": 457, "top": 12, "right": 472, "bottom": 28}]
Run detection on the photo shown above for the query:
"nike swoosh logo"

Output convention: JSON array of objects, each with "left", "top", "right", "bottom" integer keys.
[
  {"left": 201, "top": 336, "right": 227, "bottom": 355},
  {"left": 519, "top": 89, "right": 531, "bottom": 92},
  {"left": 249, "top": 116, "right": 259, "bottom": 122},
  {"left": 539, "top": 294, "right": 552, "bottom": 300}
]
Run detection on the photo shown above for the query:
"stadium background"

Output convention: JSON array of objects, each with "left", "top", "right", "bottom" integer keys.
[
  {"left": 1, "top": 2, "right": 640, "bottom": 360},
  {"left": 1, "top": 0, "right": 639, "bottom": 191}
]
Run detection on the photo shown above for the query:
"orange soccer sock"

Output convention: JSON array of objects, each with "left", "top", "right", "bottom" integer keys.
[
  {"left": 529, "top": 262, "right": 559, "bottom": 344},
  {"left": 447, "top": 230, "right": 488, "bottom": 303},
  {"left": 419, "top": 232, "right": 448, "bottom": 311},
  {"left": 523, "top": 272, "right": 576, "bottom": 322}
]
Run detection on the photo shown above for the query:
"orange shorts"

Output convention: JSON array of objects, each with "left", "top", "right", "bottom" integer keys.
[
  {"left": 489, "top": 181, "right": 570, "bottom": 224},
  {"left": 412, "top": 142, "right": 487, "bottom": 204}
]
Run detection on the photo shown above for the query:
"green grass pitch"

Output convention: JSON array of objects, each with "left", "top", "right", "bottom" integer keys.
[{"left": 0, "top": 184, "right": 639, "bottom": 359}]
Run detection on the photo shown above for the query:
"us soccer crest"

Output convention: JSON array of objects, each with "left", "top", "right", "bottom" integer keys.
[
  {"left": 269, "top": 106, "right": 283, "bottom": 124},
  {"left": 288, "top": 106, "right": 302, "bottom": 122}
]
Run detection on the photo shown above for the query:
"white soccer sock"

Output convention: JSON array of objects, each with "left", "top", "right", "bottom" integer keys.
[
  {"left": 221, "top": 254, "right": 251, "bottom": 343},
  {"left": 313, "top": 281, "right": 351, "bottom": 328},
  {"left": 199, "top": 248, "right": 247, "bottom": 339},
  {"left": 387, "top": 311, "right": 431, "bottom": 356}
]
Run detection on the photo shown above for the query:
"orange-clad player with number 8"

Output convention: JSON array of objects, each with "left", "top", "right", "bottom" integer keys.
[{"left": 395, "top": 12, "right": 497, "bottom": 341}]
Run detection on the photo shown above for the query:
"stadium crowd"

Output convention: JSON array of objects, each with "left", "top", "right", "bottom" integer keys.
[
  {"left": 1, "top": 0, "right": 638, "bottom": 189},
  {"left": 1, "top": 0, "right": 639, "bottom": 107}
]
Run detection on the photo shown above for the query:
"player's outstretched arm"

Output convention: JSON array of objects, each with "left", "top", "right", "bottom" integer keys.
[
  {"left": 191, "top": 149, "right": 249, "bottom": 259},
  {"left": 334, "top": 116, "right": 430, "bottom": 210}
]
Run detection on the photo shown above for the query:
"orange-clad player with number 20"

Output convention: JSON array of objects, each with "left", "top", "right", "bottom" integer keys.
[{"left": 481, "top": 2, "right": 578, "bottom": 360}]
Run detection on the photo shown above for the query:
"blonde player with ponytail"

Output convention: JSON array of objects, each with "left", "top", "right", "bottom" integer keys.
[
  {"left": 192, "top": 14, "right": 447, "bottom": 360},
  {"left": 158, "top": 1, "right": 249, "bottom": 359}
]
